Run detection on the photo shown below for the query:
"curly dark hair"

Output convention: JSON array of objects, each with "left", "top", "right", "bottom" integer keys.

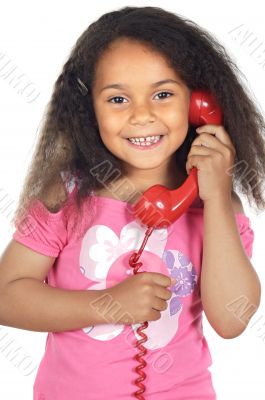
[{"left": 11, "top": 6, "right": 265, "bottom": 238}]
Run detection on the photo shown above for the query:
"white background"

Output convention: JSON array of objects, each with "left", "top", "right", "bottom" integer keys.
[{"left": 0, "top": 1, "right": 265, "bottom": 399}]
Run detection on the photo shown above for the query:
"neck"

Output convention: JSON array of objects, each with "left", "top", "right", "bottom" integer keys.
[{"left": 99, "top": 158, "right": 187, "bottom": 203}]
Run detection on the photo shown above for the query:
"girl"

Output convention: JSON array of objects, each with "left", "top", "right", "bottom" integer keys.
[{"left": 0, "top": 6, "right": 264, "bottom": 400}]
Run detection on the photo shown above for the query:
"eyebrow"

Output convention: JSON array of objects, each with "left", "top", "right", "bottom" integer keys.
[{"left": 100, "top": 79, "right": 181, "bottom": 93}]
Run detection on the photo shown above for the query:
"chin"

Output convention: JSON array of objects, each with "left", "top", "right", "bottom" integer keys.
[{"left": 131, "top": 159, "right": 166, "bottom": 170}]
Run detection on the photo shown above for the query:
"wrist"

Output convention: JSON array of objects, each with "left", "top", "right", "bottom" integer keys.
[
  {"left": 203, "top": 192, "right": 233, "bottom": 210},
  {"left": 87, "top": 289, "right": 113, "bottom": 326}
]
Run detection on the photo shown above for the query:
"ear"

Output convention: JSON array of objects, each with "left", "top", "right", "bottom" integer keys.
[{"left": 231, "top": 191, "right": 245, "bottom": 214}]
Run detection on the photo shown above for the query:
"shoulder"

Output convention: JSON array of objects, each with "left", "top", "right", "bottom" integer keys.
[{"left": 231, "top": 191, "right": 245, "bottom": 214}]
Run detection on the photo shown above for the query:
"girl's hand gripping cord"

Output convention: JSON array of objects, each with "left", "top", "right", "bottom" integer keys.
[{"left": 103, "top": 271, "right": 175, "bottom": 325}]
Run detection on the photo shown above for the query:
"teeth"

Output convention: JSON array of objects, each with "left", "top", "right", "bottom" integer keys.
[{"left": 128, "top": 135, "right": 161, "bottom": 146}]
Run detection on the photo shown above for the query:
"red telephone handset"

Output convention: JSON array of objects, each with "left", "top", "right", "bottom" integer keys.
[
  {"left": 129, "top": 90, "right": 223, "bottom": 400},
  {"left": 131, "top": 90, "right": 223, "bottom": 228}
]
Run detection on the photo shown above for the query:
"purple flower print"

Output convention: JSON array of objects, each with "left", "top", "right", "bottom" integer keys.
[
  {"left": 162, "top": 250, "right": 198, "bottom": 298},
  {"left": 163, "top": 250, "right": 191, "bottom": 269},
  {"left": 169, "top": 297, "right": 182, "bottom": 316},
  {"left": 162, "top": 250, "right": 175, "bottom": 269},
  {"left": 171, "top": 266, "right": 197, "bottom": 297},
  {"left": 178, "top": 253, "right": 190, "bottom": 267}
]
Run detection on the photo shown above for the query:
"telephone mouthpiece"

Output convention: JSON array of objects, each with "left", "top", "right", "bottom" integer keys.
[{"left": 132, "top": 168, "right": 199, "bottom": 228}]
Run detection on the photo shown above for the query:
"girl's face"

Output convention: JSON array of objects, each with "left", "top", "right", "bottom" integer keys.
[{"left": 92, "top": 38, "right": 191, "bottom": 177}]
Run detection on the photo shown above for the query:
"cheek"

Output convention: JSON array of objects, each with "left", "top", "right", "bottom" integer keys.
[
  {"left": 167, "top": 108, "right": 189, "bottom": 136},
  {"left": 97, "top": 124, "right": 121, "bottom": 154},
  {"left": 98, "top": 110, "right": 122, "bottom": 134},
  {"left": 165, "top": 97, "right": 189, "bottom": 125},
  {"left": 166, "top": 106, "right": 189, "bottom": 147}
]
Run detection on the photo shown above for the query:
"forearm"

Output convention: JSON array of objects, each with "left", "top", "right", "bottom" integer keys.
[
  {"left": 0, "top": 278, "right": 109, "bottom": 332},
  {"left": 201, "top": 195, "right": 261, "bottom": 338}
]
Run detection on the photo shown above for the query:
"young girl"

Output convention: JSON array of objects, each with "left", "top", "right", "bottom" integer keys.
[{"left": 0, "top": 6, "right": 264, "bottom": 400}]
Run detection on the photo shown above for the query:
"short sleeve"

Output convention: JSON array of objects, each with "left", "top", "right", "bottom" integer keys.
[
  {"left": 235, "top": 213, "right": 255, "bottom": 259},
  {"left": 12, "top": 199, "right": 69, "bottom": 257},
  {"left": 11, "top": 170, "right": 79, "bottom": 257}
]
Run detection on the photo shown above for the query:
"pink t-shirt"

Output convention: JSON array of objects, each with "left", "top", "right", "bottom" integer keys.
[{"left": 12, "top": 173, "right": 254, "bottom": 400}]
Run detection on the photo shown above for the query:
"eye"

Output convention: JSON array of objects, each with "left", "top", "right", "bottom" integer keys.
[
  {"left": 108, "top": 96, "right": 128, "bottom": 104},
  {"left": 107, "top": 91, "right": 174, "bottom": 104},
  {"left": 154, "top": 91, "right": 174, "bottom": 100}
]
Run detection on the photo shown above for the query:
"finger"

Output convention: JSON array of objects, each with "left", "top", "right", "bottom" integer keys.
[
  {"left": 151, "top": 272, "right": 172, "bottom": 288},
  {"left": 150, "top": 309, "right": 161, "bottom": 321},
  {"left": 186, "top": 154, "right": 208, "bottom": 174},
  {"left": 152, "top": 297, "right": 168, "bottom": 312},
  {"left": 196, "top": 124, "right": 235, "bottom": 152},
  {"left": 189, "top": 143, "right": 222, "bottom": 157},
  {"left": 155, "top": 286, "right": 173, "bottom": 301},
  {"left": 191, "top": 133, "right": 224, "bottom": 152}
]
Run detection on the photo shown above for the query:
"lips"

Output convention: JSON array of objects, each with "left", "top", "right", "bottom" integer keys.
[
  {"left": 126, "top": 135, "right": 164, "bottom": 150},
  {"left": 126, "top": 133, "right": 165, "bottom": 139}
]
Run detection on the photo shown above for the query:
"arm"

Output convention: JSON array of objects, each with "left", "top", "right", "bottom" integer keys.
[
  {"left": 0, "top": 279, "right": 108, "bottom": 333},
  {"left": 0, "top": 240, "right": 108, "bottom": 332},
  {"left": 200, "top": 192, "right": 261, "bottom": 339}
]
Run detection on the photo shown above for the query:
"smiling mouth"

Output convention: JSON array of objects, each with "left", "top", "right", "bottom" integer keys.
[{"left": 126, "top": 135, "right": 164, "bottom": 150}]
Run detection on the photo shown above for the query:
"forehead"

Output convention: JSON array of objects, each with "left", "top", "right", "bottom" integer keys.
[{"left": 93, "top": 38, "right": 179, "bottom": 83}]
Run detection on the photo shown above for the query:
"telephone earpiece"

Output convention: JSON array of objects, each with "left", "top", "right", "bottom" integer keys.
[
  {"left": 188, "top": 90, "right": 223, "bottom": 126},
  {"left": 131, "top": 90, "right": 223, "bottom": 229}
]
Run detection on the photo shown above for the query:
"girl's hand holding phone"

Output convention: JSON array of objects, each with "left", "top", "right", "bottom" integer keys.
[{"left": 186, "top": 124, "right": 236, "bottom": 203}]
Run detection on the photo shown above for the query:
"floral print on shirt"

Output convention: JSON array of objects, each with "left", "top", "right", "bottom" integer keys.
[{"left": 79, "top": 221, "right": 197, "bottom": 350}]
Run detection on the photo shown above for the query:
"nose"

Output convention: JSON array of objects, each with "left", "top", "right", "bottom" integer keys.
[{"left": 129, "top": 102, "right": 156, "bottom": 125}]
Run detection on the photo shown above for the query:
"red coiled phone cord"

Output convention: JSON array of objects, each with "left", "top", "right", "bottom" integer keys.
[{"left": 128, "top": 226, "right": 155, "bottom": 399}]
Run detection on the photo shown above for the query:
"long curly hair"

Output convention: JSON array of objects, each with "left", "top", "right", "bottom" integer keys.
[{"left": 11, "top": 6, "right": 265, "bottom": 238}]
